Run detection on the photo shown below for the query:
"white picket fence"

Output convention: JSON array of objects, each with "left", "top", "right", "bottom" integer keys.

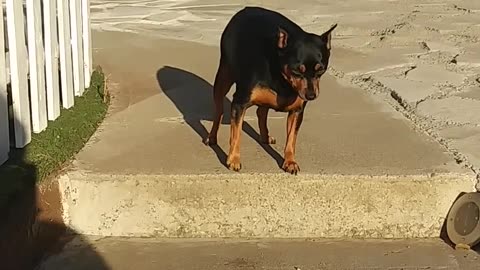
[{"left": 0, "top": 0, "right": 92, "bottom": 165}]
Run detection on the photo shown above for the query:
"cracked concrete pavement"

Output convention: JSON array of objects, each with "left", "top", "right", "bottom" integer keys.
[
  {"left": 37, "top": 1, "right": 480, "bottom": 269},
  {"left": 55, "top": 0, "right": 480, "bottom": 238},
  {"left": 91, "top": 0, "right": 480, "bottom": 186}
]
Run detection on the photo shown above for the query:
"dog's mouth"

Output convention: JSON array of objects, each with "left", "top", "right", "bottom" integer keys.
[{"left": 298, "top": 92, "right": 317, "bottom": 101}]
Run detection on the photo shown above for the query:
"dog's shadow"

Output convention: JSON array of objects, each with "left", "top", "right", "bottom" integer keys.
[{"left": 156, "top": 66, "right": 283, "bottom": 168}]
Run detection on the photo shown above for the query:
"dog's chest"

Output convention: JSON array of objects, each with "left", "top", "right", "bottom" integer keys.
[{"left": 250, "top": 86, "right": 304, "bottom": 112}]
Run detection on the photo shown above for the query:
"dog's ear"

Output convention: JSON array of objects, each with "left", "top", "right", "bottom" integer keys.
[
  {"left": 319, "top": 23, "right": 337, "bottom": 50},
  {"left": 278, "top": 27, "right": 288, "bottom": 49}
]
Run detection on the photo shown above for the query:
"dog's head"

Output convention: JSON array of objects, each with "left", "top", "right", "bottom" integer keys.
[{"left": 277, "top": 24, "right": 337, "bottom": 101}]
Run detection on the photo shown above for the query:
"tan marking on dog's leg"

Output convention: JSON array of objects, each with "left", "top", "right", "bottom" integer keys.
[
  {"left": 282, "top": 110, "right": 304, "bottom": 174},
  {"left": 227, "top": 103, "right": 246, "bottom": 171}
]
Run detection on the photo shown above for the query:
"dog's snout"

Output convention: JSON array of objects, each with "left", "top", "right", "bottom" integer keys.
[{"left": 305, "top": 92, "right": 316, "bottom": 100}]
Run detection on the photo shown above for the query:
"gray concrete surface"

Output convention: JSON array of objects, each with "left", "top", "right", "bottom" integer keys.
[
  {"left": 41, "top": 1, "right": 480, "bottom": 268},
  {"left": 38, "top": 237, "right": 480, "bottom": 270},
  {"left": 90, "top": 0, "right": 480, "bottom": 181},
  {"left": 80, "top": 32, "right": 461, "bottom": 176},
  {"left": 54, "top": 0, "right": 480, "bottom": 239},
  {"left": 54, "top": 30, "right": 477, "bottom": 238}
]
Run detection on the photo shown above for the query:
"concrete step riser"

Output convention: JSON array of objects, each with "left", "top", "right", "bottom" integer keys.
[{"left": 59, "top": 172, "right": 475, "bottom": 238}]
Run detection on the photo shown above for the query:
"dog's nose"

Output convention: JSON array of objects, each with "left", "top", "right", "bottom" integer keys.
[{"left": 305, "top": 92, "right": 316, "bottom": 100}]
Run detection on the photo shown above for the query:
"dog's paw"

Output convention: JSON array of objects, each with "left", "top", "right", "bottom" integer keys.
[
  {"left": 282, "top": 160, "right": 300, "bottom": 175},
  {"left": 227, "top": 155, "right": 242, "bottom": 172},
  {"left": 204, "top": 135, "right": 217, "bottom": 146},
  {"left": 260, "top": 136, "right": 276, "bottom": 145}
]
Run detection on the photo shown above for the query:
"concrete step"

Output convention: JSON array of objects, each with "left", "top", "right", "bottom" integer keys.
[
  {"left": 38, "top": 237, "right": 480, "bottom": 270},
  {"left": 56, "top": 31, "right": 477, "bottom": 239},
  {"left": 59, "top": 172, "right": 474, "bottom": 238}
]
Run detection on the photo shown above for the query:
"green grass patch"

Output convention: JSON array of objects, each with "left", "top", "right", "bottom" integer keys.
[{"left": 0, "top": 68, "right": 109, "bottom": 209}]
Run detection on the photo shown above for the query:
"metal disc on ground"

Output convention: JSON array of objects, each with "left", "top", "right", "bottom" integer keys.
[{"left": 446, "top": 192, "right": 480, "bottom": 248}]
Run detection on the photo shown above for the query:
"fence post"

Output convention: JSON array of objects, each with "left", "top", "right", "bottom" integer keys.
[
  {"left": 6, "top": 0, "right": 32, "bottom": 147},
  {"left": 44, "top": 0, "right": 61, "bottom": 121},
  {"left": 82, "top": 0, "right": 92, "bottom": 88},
  {"left": 26, "top": 0, "right": 48, "bottom": 133},
  {"left": 70, "top": 0, "right": 85, "bottom": 96},
  {"left": 0, "top": 2, "right": 10, "bottom": 164},
  {"left": 58, "top": 0, "right": 75, "bottom": 109}
]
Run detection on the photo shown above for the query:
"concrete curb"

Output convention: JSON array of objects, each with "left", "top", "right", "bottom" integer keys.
[{"left": 58, "top": 171, "right": 476, "bottom": 238}]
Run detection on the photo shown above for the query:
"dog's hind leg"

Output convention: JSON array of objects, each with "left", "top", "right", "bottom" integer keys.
[
  {"left": 256, "top": 107, "right": 276, "bottom": 144},
  {"left": 205, "top": 58, "right": 233, "bottom": 145}
]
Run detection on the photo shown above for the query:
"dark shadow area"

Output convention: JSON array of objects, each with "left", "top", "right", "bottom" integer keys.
[
  {"left": 156, "top": 66, "right": 283, "bottom": 167},
  {"left": 0, "top": 92, "right": 109, "bottom": 269}
]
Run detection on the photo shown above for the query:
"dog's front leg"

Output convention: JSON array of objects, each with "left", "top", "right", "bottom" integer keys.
[
  {"left": 282, "top": 109, "right": 304, "bottom": 175},
  {"left": 227, "top": 102, "right": 247, "bottom": 171}
]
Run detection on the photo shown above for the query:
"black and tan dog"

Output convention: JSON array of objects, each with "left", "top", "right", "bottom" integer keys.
[{"left": 205, "top": 6, "right": 337, "bottom": 174}]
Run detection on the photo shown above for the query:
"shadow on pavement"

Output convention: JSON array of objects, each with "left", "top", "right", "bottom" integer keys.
[
  {"left": 0, "top": 90, "right": 108, "bottom": 269},
  {"left": 156, "top": 65, "right": 283, "bottom": 168}
]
